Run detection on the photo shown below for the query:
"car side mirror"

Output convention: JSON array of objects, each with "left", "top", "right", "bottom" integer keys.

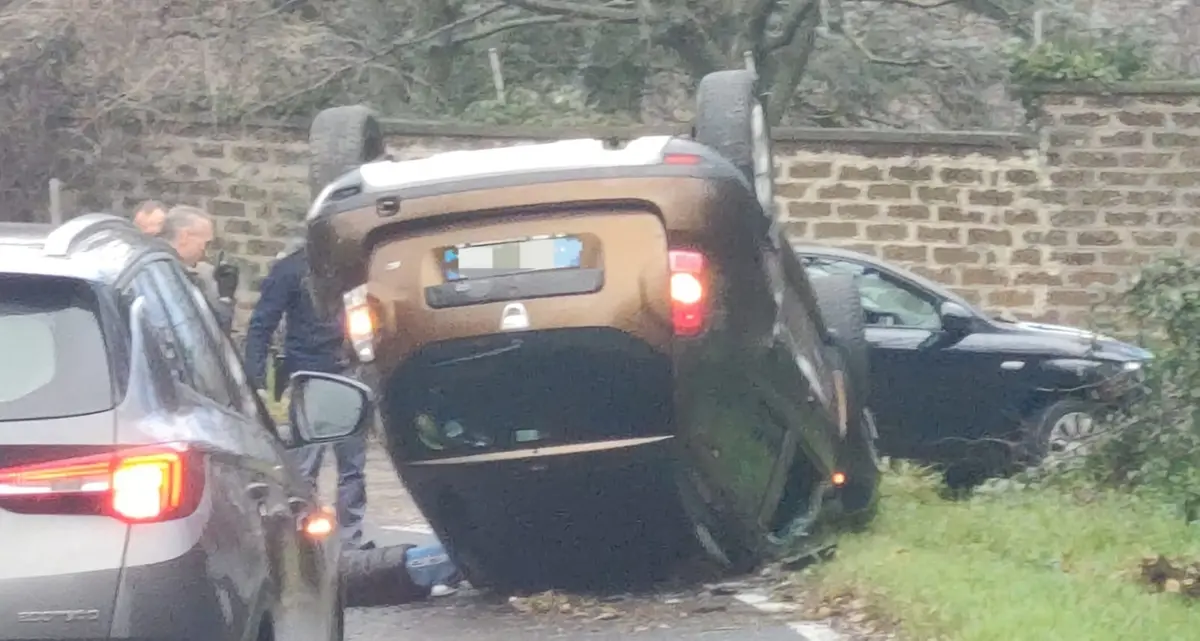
[
  {"left": 939, "top": 301, "right": 974, "bottom": 336},
  {"left": 284, "top": 371, "right": 373, "bottom": 447}
]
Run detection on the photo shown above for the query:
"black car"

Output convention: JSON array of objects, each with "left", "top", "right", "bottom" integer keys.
[
  {"left": 793, "top": 244, "right": 1151, "bottom": 469},
  {"left": 0, "top": 214, "right": 372, "bottom": 641}
]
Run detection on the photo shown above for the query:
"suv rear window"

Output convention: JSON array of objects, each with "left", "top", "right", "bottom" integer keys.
[{"left": 0, "top": 275, "right": 114, "bottom": 422}]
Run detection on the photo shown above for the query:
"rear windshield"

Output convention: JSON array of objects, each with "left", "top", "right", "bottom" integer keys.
[{"left": 0, "top": 275, "right": 114, "bottom": 422}]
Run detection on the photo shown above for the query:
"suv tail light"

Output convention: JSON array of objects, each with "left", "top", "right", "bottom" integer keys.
[
  {"left": 344, "top": 284, "right": 377, "bottom": 363},
  {"left": 0, "top": 443, "right": 203, "bottom": 523},
  {"left": 669, "top": 249, "right": 709, "bottom": 337}
]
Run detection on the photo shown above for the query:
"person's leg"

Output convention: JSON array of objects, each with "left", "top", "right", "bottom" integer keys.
[{"left": 333, "top": 432, "right": 369, "bottom": 550}]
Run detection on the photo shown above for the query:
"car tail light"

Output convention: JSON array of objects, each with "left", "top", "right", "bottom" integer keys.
[
  {"left": 662, "top": 153, "right": 701, "bottom": 165},
  {"left": 669, "top": 249, "right": 709, "bottom": 337},
  {"left": 0, "top": 443, "right": 202, "bottom": 523},
  {"left": 344, "top": 284, "right": 377, "bottom": 363}
]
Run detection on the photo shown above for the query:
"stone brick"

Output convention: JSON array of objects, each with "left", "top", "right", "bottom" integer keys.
[
  {"left": 1004, "top": 209, "right": 1039, "bottom": 225},
  {"left": 788, "top": 202, "right": 831, "bottom": 218},
  {"left": 784, "top": 221, "right": 807, "bottom": 236},
  {"left": 882, "top": 245, "right": 927, "bottom": 262},
  {"left": 1104, "top": 211, "right": 1148, "bottom": 226},
  {"left": 1097, "top": 171, "right": 1148, "bottom": 186},
  {"left": 1027, "top": 189, "right": 1069, "bottom": 205},
  {"left": 839, "top": 166, "right": 883, "bottom": 181},
  {"left": 1049, "top": 130, "right": 1090, "bottom": 147},
  {"left": 937, "top": 206, "right": 983, "bottom": 223},
  {"left": 968, "top": 189, "right": 1014, "bottom": 206},
  {"left": 837, "top": 204, "right": 879, "bottom": 219},
  {"left": 1077, "top": 230, "right": 1122, "bottom": 246},
  {"left": 1121, "top": 152, "right": 1173, "bottom": 168},
  {"left": 932, "top": 247, "right": 980, "bottom": 264},
  {"left": 917, "top": 226, "right": 960, "bottom": 243},
  {"left": 1024, "top": 230, "right": 1068, "bottom": 246},
  {"left": 1005, "top": 169, "right": 1040, "bottom": 185},
  {"left": 917, "top": 186, "right": 959, "bottom": 203},
  {"left": 1102, "top": 250, "right": 1149, "bottom": 266},
  {"left": 962, "top": 268, "right": 1009, "bottom": 286},
  {"left": 987, "top": 289, "right": 1035, "bottom": 307},
  {"left": 184, "top": 180, "right": 221, "bottom": 197},
  {"left": 1049, "top": 170, "right": 1091, "bottom": 187},
  {"left": 909, "top": 266, "right": 956, "bottom": 284},
  {"left": 865, "top": 224, "right": 909, "bottom": 241},
  {"left": 223, "top": 219, "right": 261, "bottom": 235},
  {"left": 967, "top": 228, "right": 1012, "bottom": 245},
  {"left": 1153, "top": 132, "right": 1200, "bottom": 147},
  {"left": 192, "top": 142, "right": 226, "bottom": 159},
  {"left": 1075, "top": 190, "right": 1123, "bottom": 207},
  {"left": 1061, "top": 112, "right": 1110, "bottom": 126},
  {"left": 1015, "top": 271, "right": 1063, "bottom": 286},
  {"left": 210, "top": 199, "right": 247, "bottom": 217},
  {"left": 1158, "top": 172, "right": 1200, "bottom": 187},
  {"left": 790, "top": 162, "right": 833, "bottom": 178},
  {"left": 1157, "top": 211, "right": 1199, "bottom": 226},
  {"left": 1099, "top": 131, "right": 1144, "bottom": 147},
  {"left": 887, "top": 204, "right": 930, "bottom": 220},
  {"left": 246, "top": 239, "right": 286, "bottom": 257},
  {"left": 867, "top": 184, "right": 911, "bottom": 199},
  {"left": 889, "top": 166, "right": 933, "bottom": 181},
  {"left": 1189, "top": 232, "right": 1200, "bottom": 248},
  {"left": 940, "top": 168, "right": 983, "bottom": 184},
  {"left": 813, "top": 222, "right": 859, "bottom": 238},
  {"left": 1012, "top": 248, "right": 1042, "bottom": 265},
  {"left": 1047, "top": 289, "right": 1094, "bottom": 307},
  {"left": 1050, "top": 250, "right": 1098, "bottom": 266},
  {"left": 817, "top": 184, "right": 861, "bottom": 199},
  {"left": 1050, "top": 210, "right": 1097, "bottom": 227},
  {"left": 1132, "top": 231, "right": 1177, "bottom": 247},
  {"left": 1127, "top": 190, "right": 1176, "bottom": 206},
  {"left": 1117, "top": 111, "right": 1165, "bottom": 126},
  {"left": 776, "top": 182, "right": 810, "bottom": 198},
  {"left": 1066, "top": 151, "right": 1119, "bottom": 167},
  {"left": 1068, "top": 271, "right": 1120, "bottom": 287},
  {"left": 229, "top": 184, "right": 268, "bottom": 201}
]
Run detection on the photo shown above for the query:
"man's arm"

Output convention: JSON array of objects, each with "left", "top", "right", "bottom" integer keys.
[{"left": 244, "top": 259, "right": 293, "bottom": 390}]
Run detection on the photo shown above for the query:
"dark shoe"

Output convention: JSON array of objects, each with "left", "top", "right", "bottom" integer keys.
[{"left": 356, "top": 540, "right": 377, "bottom": 551}]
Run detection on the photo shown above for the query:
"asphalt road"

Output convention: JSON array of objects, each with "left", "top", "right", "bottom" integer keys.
[{"left": 318, "top": 441, "right": 845, "bottom": 641}]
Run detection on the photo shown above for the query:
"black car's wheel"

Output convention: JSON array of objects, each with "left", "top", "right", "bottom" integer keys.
[
  {"left": 808, "top": 273, "right": 871, "bottom": 406},
  {"left": 837, "top": 408, "right": 881, "bottom": 528},
  {"left": 308, "top": 105, "right": 386, "bottom": 198},
  {"left": 1025, "top": 397, "right": 1102, "bottom": 462},
  {"left": 694, "top": 69, "right": 775, "bottom": 220}
]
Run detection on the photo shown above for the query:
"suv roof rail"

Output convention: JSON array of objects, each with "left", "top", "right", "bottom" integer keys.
[{"left": 42, "top": 213, "right": 137, "bottom": 257}]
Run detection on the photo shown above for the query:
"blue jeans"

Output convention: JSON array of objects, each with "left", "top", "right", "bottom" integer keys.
[{"left": 289, "top": 402, "right": 369, "bottom": 550}]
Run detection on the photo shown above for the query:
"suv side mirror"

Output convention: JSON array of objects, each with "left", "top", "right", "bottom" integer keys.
[
  {"left": 939, "top": 301, "right": 974, "bottom": 336},
  {"left": 285, "top": 371, "right": 373, "bottom": 447}
]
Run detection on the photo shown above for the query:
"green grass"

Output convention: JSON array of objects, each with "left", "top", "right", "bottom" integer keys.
[{"left": 813, "top": 465, "right": 1200, "bottom": 641}]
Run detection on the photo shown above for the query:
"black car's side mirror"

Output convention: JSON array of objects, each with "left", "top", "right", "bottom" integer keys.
[
  {"left": 280, "top": 371, "right": 374, "bottom": 448},
  {"left": 939, "top": 301, "right": 974, "bottom": 337}
]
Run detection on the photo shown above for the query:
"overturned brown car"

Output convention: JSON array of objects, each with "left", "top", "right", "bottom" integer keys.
[{"left": 303, "top": 70, "right": 880, "bottom": 590}]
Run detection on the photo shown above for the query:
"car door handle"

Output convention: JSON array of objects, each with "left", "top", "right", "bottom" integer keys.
[{"left": 245, "top": 482, "right": 271, "bottom": 503}]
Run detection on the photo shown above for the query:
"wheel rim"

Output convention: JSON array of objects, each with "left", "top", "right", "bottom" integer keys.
[
  {"left": 750, "top": 100, "right": 775, "bottom": 220},
  {"left": 1048, "top": 411, "right": 1095, "bottom": 454}
]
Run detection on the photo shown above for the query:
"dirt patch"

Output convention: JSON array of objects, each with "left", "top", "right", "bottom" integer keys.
[{"left": 1140, "top": 555, "right": 1200, "bottom": 598}]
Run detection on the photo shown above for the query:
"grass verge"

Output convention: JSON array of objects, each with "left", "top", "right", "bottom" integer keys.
[{"left": 808, "top": 464, "right": 1200, "bottom": 641}]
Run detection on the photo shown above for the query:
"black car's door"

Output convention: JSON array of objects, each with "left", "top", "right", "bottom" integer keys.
[{"left": 801, "top": 257, "right": 1015, "bottom": 459}]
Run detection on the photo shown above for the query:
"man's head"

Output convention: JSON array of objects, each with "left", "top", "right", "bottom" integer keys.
[
  {"left": 130, "top": 200, "right": 166, "bottom": 235},
  {"left": 159, "top": 205, "right": 215, "bottom": 267}
]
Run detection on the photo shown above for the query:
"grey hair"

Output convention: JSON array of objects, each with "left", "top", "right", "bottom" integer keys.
[{"left": 158, "top": 205, "right": 213, "bottom": 241}]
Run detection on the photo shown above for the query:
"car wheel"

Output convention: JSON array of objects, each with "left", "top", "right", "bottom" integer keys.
[
  {"left": 694, "top": 69, "right": 776, "bottom": 221},
  {"left": 1028, "top": 398, "right": 1101, "bottom": 462},
  {"left": 808, "top": 273, "right": 871, "bottom": 406},
  {"left": 308, "top": 105, "right": 387, "bottom": 198}
]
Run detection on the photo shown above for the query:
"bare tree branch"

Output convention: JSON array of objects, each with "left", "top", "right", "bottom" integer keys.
[
  {"left": 879, "top": 0, "right": 960, "bottom": 8},
  {"left": 497, "top": 0, "right": 638, "bottom": 22},
  {"left": 766, "top": 0, "right": 819, "bottom": 52},
  {"left": 451, "top": 14, "right": 566, "bottom": 45}
]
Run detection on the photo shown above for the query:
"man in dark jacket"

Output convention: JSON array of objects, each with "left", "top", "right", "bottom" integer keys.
[{"left": 244, "top": 240, "right": 373, "bottom": 551}]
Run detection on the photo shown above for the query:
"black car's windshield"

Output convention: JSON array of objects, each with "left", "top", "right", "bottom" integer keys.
[{"left": 0, "top": 275, "right": 114, "bottom": 422}]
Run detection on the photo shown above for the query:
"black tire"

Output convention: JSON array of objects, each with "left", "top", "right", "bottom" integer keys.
[
  {"left": 837, "top": 408, "right": 881, "bottom": 528},
  {"left": 809, "top": 273, "right": 871, "bottom": 405},
  {"left": 341, "top": 544, "right": 428, "bottom": 607},
  {"left": 694, "top": 69, "right": 775, "bottom": 217},
  {"left": 1024, "top": 397, "right": 1102, "bottom": 463},
  {"left": 308, "top": 105, "right": 386, "bottom": 198}
]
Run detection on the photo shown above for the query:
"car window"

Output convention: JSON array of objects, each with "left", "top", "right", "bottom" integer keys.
[
  {"left": 0, "top": 275, "right": 114, "bottom": 422},
  {"left": 128, "top": 261, "right": 236, "bottom": 408},
  {"left": 803, "top": 257, "right": 941, "bottom": 330}
]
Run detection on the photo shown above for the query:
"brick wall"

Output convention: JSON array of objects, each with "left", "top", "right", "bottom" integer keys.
[{"left": 67, "top": 82, "right": 1200, "bottom": 328}]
